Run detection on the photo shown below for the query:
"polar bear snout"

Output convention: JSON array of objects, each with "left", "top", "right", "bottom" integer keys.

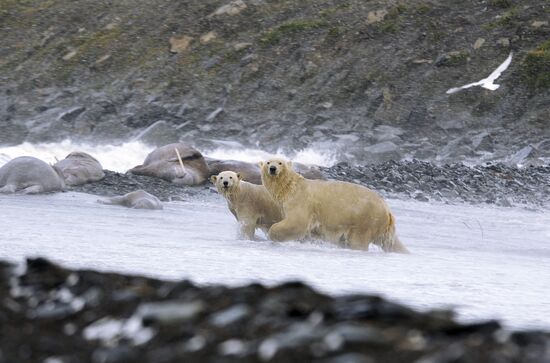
[
  {"left": 269, "top": 165, "right": 278, "bottom": 175},
  {"left": 223, "top": 180, "right": 229, "bottom": 187}
]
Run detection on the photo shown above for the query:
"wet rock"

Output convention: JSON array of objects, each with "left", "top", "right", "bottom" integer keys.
[
  {"left": 205, "top": 107, "right": 224, "bottom": 122},
  {"left": 58, "top": 106, "right": 85, "bottom": 122},
  {"left": 209, "top": 304, "right": 251, "bottom": 327},
  {"left": 372, "top": 125, "right": 403, "bottom": 143},
  {"left": 471, "top": 131, "right": 494, "bottom": 152},
  {"left": 364, "top": 141, "right": 401, "bottom": 163},
  {"left": 125, "top": 104, "right": 178, "bottom": 129},
  {"left": 136, "top": 300, "right": 204, "bottom": 324},
  {"left": 0, "top": 120, "right": 28, "bottom": 145},
  {"left": 90, "top": 119, "right": 134, "bottom": 141},
  {"left": 507, "top": 146, "right": 539, "bottom": 166},
  {"left": 133, "top": 120, "right": 180, "bottom": 146}
]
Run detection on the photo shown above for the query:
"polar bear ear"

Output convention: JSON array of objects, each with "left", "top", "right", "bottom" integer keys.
[
  {"left": 286, "top": 160, "right": 293, "bottom": 168},
  {"left": 236, "top": 173, "right": 242, "bottom": 180},
  {"left": 210, "top": 175, "right": 217, "bottom": 184},
  {"left": 258, "top": 161, "right": 264, "bottom": 168}
]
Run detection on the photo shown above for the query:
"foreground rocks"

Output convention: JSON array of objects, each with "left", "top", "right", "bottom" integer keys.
[
  {"left": 1, "top": 258, "right": 548, "bottom": 363},
  {"left": 69, "top": 161, "right": 550, "bottom": 209}
]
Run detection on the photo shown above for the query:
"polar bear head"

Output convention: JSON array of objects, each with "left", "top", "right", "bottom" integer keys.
[
  {"left": 211, "top": 171, "right": 242, "bottom": 195},
  {"left": 259, "top": 158, "right": 292, "bottom": 177}
]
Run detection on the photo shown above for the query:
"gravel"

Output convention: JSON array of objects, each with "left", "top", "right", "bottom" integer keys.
[{"left": 69, "top": 161, "right": 550, "bottom": 210}]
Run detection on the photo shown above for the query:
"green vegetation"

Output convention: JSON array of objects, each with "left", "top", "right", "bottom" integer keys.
[
  {"left": 377, "top": 19, "right": 399, "bottom": 33},
  {"left": 260, "top": 19, "right": 328, "bottom": 46},
  {"left": 523, "top": 39, "right": 550, "bottom": 88},
  {"left": 445, "top": 51, "right": 469, "bottom": 66},
  {"left": 74, "top": 27, "right": 123, "bottom": 54},
  {"left": 488, "top": 0, "right": 513, "bottom": 9},
  {"left": 327, "top": 26, "right": 345, "bottom": 38},
  {"left": 415, "top": 4, "right": 431, "bottom": 14},
  {"left": 318, "top": 3, "right": 351, "bottom": 18},
  {"left": 485, "top": 7, "right": 519, "bottom": 29}
]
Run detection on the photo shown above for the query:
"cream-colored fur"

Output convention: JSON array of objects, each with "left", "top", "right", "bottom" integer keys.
[
  {"left": 211, "top": 171, "right": 282, "bottom": 240},
  {"left": 260, "top": 158, "right": 409, "bottom": 253}
]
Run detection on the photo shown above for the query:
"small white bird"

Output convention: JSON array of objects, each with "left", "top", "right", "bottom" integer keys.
[{"left": 446, "top": 52, "right": 513, "bottom": 94}]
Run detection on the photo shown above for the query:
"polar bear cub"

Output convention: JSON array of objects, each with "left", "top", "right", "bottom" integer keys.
[{"left": 211, "top": 171, "right": 282, "bottom": 240}]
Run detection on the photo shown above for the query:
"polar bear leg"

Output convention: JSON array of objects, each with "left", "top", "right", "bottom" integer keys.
[
  {"left": 268, "top": 217, "right": 309, "bottom": 242},
  {"left": 346, "top": 228, "right": 373, "bottom": 251},
  {"left": 240, "top": 221, "right": 257, "bottom": 240}
]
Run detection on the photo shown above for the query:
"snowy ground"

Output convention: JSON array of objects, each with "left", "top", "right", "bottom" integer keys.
[{"left": 1, "top": 192, "right": 549, "bottom": 330}]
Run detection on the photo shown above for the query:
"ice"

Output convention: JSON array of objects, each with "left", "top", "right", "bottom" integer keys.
[{"left": 1, "top": 192, "right": 549, "bottom": 329}]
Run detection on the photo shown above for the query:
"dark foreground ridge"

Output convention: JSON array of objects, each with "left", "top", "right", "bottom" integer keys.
[
  {"left": 1, "top": 258, "right": 549, "bottom": 363},
  {"left": 70, "top": 161, "right": 550, "bottom": 209}
]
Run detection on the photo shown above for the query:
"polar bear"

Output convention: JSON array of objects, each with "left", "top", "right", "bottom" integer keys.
[
  {"left": 260, "top": 158, "right": 409, "bottom": 253},
  {"left": 211, "top": 171, "right": 282, "bottom": 240}
]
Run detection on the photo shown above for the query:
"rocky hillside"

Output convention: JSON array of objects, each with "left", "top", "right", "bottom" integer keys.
[{"left": 1, "top": 0, "right": 549, "bottom": 164}]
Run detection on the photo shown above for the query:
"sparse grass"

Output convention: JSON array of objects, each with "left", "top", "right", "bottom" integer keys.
[
  {"left": 318, "top": 3, "right": 350, "bottom": 18},
  {"left": 327, "top": 26, "right": 345, "bottom": 38},
  {"left": 445, "top": 51, "right": 469, "bottom": 66},
  {"left": 387, "top": 4, "right": 407, "bottom": 17},
  {"left": 370, "top": 5, "right": 405, "bottom": 34},
  {"left": 72, "top": 27, "right": 123, "bottom": 55},
  {"left": 488, "top": 0, "right": 513, "bottom": 9},
  {"left": 523, "top": 39, "right": 550, "bottom": 88},
  {"left": 260, "top": 19, "right": 327, "bottom": 46},
  {"left": 378, "top": 19, "right": 399, "bottom": 33},
  {"left": 415, "top": 4, "right": 431, "bottom": 14},
  {"left": 485, "top": 7, "right": 519, "bottom": 29}
]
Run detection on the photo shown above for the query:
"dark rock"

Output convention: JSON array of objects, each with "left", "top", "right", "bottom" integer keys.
[
  {"left": 137, "top": 300, "right": 204, "bottom": 325},
  {"left": 1, "top": 258, "right": 548, "bottom": 363},
  {"left": 133, "top": 120, "right": 180, "bottom": 146},
  {"left": 364, "top": 142, "right": 401, "bottom": 163},
  {"left": 0, "top": 120, "right": 28, "bottom": 145},
  {"left": 58, "top": 106, "right": 86, "bottom": 122}
]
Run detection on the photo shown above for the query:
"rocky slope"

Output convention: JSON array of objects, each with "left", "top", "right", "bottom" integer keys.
[
  {"left": 1, "top": 0, "right": 549, "bottom": 164},
  {"left": 1, "top": 258, "right": 549, "bottom": 363}
]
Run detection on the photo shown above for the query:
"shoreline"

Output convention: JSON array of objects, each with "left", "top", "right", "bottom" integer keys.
[{"left": 68, "top": 160, "right": 550, "bottom": 210}]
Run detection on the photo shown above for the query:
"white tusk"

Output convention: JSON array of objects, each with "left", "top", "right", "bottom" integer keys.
[{"left": 175, "top": 148, "right": 186, "bottom": 174}]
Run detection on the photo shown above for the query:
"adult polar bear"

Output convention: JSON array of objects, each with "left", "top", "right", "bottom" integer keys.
[{"left": 260, "top": 158, "right": 409, "bottom": 253}]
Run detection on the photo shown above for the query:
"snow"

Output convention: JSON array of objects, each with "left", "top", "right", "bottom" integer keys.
[{"left": 1, "top": 192, "right": 549, "bottom": 330}]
